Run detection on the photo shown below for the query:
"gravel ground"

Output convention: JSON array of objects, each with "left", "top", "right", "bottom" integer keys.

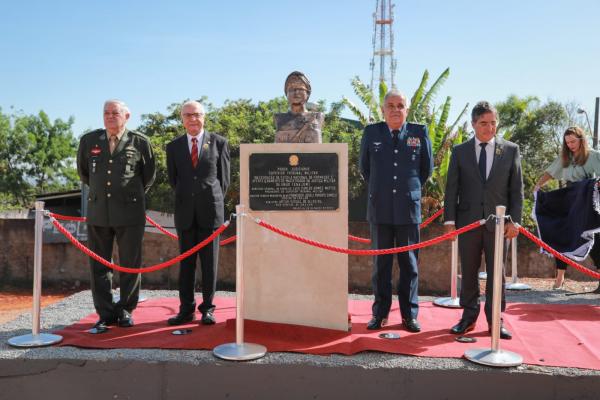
[{"left": 1, "top": 287, "right": 599, "bottom": 377}]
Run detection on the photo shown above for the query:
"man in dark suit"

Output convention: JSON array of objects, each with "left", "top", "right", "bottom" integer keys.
[
  {"left": 166, "top": 100, "right": 230, "bottom": 326},
  {"left": 77, "top": 99, "right": 156, "bottom": 333},
  {"left": 359, "top": 89, "right": 433, "bottom": 332},
  {"left": 444, "top": 101, "right": 523, "bottom": 339}
]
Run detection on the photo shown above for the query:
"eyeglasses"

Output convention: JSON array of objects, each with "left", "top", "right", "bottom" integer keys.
[
  {"left": 104, "top": 111, "right": 123, "bottom": 117},
  {"left": 182, "top": 113, "right": 204, "bottom": 119}
]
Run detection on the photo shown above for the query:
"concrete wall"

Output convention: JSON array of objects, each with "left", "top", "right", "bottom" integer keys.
[{"left": 0, "top": 219, "right": 596, "bottom": 294}]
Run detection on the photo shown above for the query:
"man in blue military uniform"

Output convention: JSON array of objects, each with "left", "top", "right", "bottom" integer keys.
[
  {"left": 77, "top": 100, "right": 156, "bottom": 333},
  {"left": 359, "top": 89, "right": 433, "bottom": 332}
]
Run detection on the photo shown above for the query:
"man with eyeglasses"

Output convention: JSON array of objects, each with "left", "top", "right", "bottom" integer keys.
[
  {"left": 166, "top": 100, "right": 230, "bottom": 326},
  {"left": 359, "top": 90, "right": 433, "bottom": 333},
  {"left": 77, "top": 99, "right": 156, "bottom": 334}
]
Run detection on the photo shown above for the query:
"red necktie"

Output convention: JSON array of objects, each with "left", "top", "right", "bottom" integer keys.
[{"left": 191, "top": 137, "right": 198, "bottom": 168}]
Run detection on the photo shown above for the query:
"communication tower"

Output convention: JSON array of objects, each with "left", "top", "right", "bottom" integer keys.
[{"left": 369, "top": 0, "right": 397, "bottom": 93}]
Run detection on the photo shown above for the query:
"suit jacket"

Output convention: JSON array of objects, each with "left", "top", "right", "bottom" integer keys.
[
  {"left": 77, "top": 128, "right": 156, "bottom": 227},
  {"left": 359, "top": 121, "right": 433, "bottom": 225},
  {"left": 166, "top": 132, "right": 230, "bottom": 230},
  {"left": 443, "top": 137, "right": 523, "bottom": 229}
]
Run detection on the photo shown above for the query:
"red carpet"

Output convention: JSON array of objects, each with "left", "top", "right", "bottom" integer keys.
[{"left": 55, "top": 297, "right": 600, "bottom": 370}]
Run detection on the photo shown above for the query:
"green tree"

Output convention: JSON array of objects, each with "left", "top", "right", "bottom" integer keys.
[
  {"left": 139, "top": 97, "right": 288, "bottom": 214},
  {"left": 0, "top": 108, "right": 78, "bottom": 209},
  {"left": 0, "top": 109, "right": 31, "bottom": 206},
  {"left": 138, "top": 102, "right": 188, "bottom": 212},
  {"left": 17, "top": 111, "right": 78, "bottom": 193},
  {"left": 495, "top": 95, "right": 568, "bottom": 193},
  {"left": 139, "top": 97, "right": 364, "bottom": 214},
  {"left": 494, "top": 95, "right": 569, "bottom": 228}
]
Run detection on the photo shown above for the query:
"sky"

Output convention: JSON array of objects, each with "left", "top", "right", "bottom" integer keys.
[{"left": 1, "top": 0, "right": 599, "bottom": 136}]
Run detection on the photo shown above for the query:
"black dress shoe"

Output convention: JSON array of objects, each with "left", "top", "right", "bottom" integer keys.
[
  {"left": 489, "top": 325, "right": 513, "bottom": 340},
  {"left": 89, "top": 318, "right": 116, "bottom": 334},
  {"left": 366, "top": 317, "right": 387, "bottom": 330},
  {"left": 201, "top": 311, "right": 216, "bottom": 325},
  {"left": 402, "top": 318, "right": 421, "bottom": 332},
  {"left": 118, "top": 310, "right": 134, "bottom": 327},
  {"left": 168, "top": 312, "right": 196, "bottom": 326},
  {"left": 450, "top": 319, "right": 476, "bottom": 335}
]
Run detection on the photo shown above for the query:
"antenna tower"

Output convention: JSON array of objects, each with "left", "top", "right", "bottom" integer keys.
[{"left": 369, "top": 0, "right": 397, "bottom": 94}]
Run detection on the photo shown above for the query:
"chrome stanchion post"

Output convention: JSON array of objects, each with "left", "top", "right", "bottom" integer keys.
[
  {"left": 433, "top": 239, "right": 461, "bottom": 308},
  {"left": 465, "top": 206, "right": 522, "bottom": 367},
  {"left": 8, "top": 201, "right": 63, "bottom": 348},
  {"left": 506, "top": 236, "right": 530, "bottom": 290},
  {"left": 213, "top": 205, "right": 267, "bottom": 361}
]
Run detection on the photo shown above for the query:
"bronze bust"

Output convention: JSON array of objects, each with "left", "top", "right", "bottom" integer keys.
[{"left": 274, "top": 71, "right": 324, "bottom": 143}]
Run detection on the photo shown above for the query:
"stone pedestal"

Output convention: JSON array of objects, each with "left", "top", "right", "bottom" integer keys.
[{"left": 239, "top": 143, "right": 348, "bottom": 331}]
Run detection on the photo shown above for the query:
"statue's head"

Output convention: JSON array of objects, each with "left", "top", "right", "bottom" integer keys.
[{"left": 284, "top": 71, "right": 311, "bottom": 111}]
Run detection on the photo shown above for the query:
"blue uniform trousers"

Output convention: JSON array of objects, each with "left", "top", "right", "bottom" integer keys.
[{"left": 370, "top": 223, "right": 419, "bottom": 320}]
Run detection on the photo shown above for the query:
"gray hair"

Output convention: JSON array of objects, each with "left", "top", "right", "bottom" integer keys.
[
  {"left": 181, "top": 100, "right": 205, "bottom": 115},
  {"left": 383, "top": 89, "right": 408, "bottom": 106},
  {"left": 103, "top": 99, "right": 129, "bottom": 114}
]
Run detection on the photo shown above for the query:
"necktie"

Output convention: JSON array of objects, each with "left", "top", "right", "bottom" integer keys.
[
  {"left": 191, "top": 137, "right": 198, "bottom": 168},
  {"left": 479, "top": 142, "right": 487, "bottom": 181},
  {"left": 392, "top": 129, "right": 400, "bottom": 147},
  {"left": 109, "top": 135, "right": 118, "bottom": 154}
]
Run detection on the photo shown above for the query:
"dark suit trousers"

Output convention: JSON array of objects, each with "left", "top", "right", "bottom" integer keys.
[
  {"left": 87, "top": 224, "right": 144, "bottom": 320},
  {"left": 458, "top": 225, "right": 507, "bottom": 324},
  {"left": 177, "top": 218, "right": 219, "bottom": 315},
  {"left": 370, "top": 223, "right": 419, "bottom": 320}
]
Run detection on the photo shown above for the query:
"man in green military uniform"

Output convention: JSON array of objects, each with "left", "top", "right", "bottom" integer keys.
[{"left": 77, "top": 99, "right": 156, "bottom": 333}]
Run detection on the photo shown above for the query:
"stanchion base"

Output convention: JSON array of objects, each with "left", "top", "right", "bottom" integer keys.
[
  {"left": 379, "top": 332, "right": 401, "bottom": 339},
  {"left": 506, "top": 282, "right": 531, "bottom": 291},
  {"left": 464, "top": 348, "right": 523, "bottom": 367},
  {"left": 433, "top": 297, "right": 461, "bottom": 308},
  {"left": 8, "top": 333, "right": 63, "bottom": 348},
  {"left": 213, "top": 342, "right": 267, "bottom": 361},
  {"left": 478, "top": 272, "right": 488, "bottom": 280}
]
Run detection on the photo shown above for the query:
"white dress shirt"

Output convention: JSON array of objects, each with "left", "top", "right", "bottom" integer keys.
[
  {"left": 474, "top": 136, "right": 495, "bottom": 180},
  {"left": 445, "top": 136, "right": 496, "bottom": 226}
]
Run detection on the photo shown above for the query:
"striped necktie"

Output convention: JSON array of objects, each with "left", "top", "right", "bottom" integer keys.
[{"left": 191, "top": 137, "right": 198, "bottom": 168}]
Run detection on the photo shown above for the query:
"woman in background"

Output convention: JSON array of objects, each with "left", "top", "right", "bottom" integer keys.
[{"left": 534, "top": 126, "right": 600, "bottom": 289}]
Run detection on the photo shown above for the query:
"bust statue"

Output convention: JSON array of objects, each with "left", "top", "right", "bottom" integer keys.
[{"left": 274, "top": 71, "right": 324, "bottom": 143}]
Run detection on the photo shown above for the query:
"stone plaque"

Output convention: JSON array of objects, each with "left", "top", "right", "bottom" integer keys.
[{"left": 249, "top": 153, "right": 338, "bottom": 211}]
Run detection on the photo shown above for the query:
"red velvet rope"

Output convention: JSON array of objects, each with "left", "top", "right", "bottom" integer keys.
[
  {"left": 347, "top": 234, "right": 371, "bottom": 244},
  {"left": 50, "top": 216, "right": 229, "bottom": 274},
  {"left": 518, "top": 226, "right": 600, "bottom": 279},
  {"left": 49, "top": 212, "right": 235, "bottom": 246},
  {"left": 254, "top": 218, "right": 483, "bottom": 256},
  {"left": 219, "top": 235, "right": 237, "bottom": 246},
  {"left": 49, "top": 213, "right": 86, "bottom": 222},
  {"left": 49, "top": 209, "right": 446, "bottom": 247},
  {"left": 347, "top": 207, "right": 445, "bottom": 244},
  {"left": 419, "top": 207, "right": 445, "bottom": 229},
  {"left": 144, "top": 214, "right": 178, "bottom": 240}
]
